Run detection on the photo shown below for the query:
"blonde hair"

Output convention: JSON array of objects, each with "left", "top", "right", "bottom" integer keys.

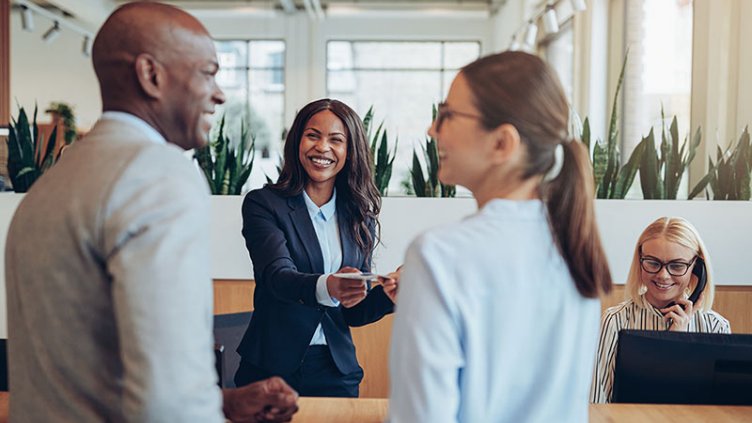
[{"left": 625, "top": 217, "right": 715, "bottom": 312}]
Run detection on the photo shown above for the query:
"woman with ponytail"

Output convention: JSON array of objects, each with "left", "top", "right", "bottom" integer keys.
[{"left": 388, "top": 51, "right": 612, "bottom": 423}]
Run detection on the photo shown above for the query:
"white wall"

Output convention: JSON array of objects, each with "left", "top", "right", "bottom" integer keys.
[
  {"left": 10, "top": 12, "right": 101, "bottom": 130},
  {"left": 2, "top": 194, "right": 752, "bottom": 338}
]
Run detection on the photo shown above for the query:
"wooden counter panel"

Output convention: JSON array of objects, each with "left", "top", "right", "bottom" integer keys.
[
  {"left": 351, "top": 315, "right": 394, "bottom": 398},
  {"left": 214, "top": 280, "right": 752, "bottom": 398}
]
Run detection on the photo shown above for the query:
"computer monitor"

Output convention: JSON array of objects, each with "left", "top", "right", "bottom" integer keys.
[{"left": 612, "top": 330, "right": 752, "bottom": 405}]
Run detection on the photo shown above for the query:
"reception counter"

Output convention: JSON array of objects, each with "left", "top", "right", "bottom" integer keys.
[
  {"left": 1, "top": 393, "right": 750, "bottom": 423},
  {"left": 261, "top": 398, "right": 752, "bottom": 423},
  {"left": 2, "top": 195, "right": 752, "bottom": 339}
]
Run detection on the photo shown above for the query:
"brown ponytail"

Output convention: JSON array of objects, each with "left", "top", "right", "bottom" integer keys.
[
  {"left": 545, "top": 141, "right": 612, "bottom": 298},
  {"left": 462, "top": 51, "right": 612, "bottom": 298}
]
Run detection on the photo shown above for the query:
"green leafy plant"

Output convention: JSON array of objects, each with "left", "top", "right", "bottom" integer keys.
[
  {"left": 584, "top": 52, "right": 644, "bottom": 199},
  {"left": 46, "top": 102, "right": 77, "bottom": 145},
  {"left": 689, "top": 127, "right": 752, "bottom": 200},
  {"left": 638, "top": 110, "right": 702, "bottom": 199},
  {"left": 7, "top": 105, "right": 60, "bottom": 192},
  {"left": 409, "top": 105, "right": 456, "bottom": 198},
  {"left": 362, "top": 107, "right": 397, "bottom": 196},
  {"left": 194, "top": 115, "right": 255, "bottom": 195}
]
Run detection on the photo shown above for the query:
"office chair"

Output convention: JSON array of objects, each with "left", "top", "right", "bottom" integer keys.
[
  {"left": 213, "top": 312, "right": 252, "bottom": 388},
  {"left": 0, "top": 339, "right": 6, "bottom": 391}
]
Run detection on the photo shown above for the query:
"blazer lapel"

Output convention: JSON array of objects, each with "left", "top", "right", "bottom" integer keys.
[{"left": 288, "top": 195, "right": 325, "bottom": 273}]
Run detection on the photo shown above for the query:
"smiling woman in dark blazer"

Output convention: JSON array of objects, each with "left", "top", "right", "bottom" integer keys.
[{"left": 234, "top": 98, "right": 398, "bottom": 397}]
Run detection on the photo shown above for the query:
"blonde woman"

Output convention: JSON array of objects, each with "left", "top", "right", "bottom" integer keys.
[{"left": 590, "top": 216, "right": 731, "bottom": 403}]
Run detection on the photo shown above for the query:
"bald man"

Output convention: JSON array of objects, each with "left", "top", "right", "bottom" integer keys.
[{"left": 5, "top": 2, "right": 297, "bottom": 422}]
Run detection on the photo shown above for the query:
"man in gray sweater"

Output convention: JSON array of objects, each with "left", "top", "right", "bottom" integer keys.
[{"left": 5, "top": 2, "right": 297, "bottom": 422}]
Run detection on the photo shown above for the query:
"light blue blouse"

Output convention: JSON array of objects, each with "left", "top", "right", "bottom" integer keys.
[
  {"left": 303, "top": 189, "right": 343, "bottom": 345},
  {"left": 388, "top": 199, "right": 601, "bottom": 423}
]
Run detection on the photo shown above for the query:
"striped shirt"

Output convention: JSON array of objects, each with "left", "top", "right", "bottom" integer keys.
[{"left": 589, "top": 297, "right": 731, "bottom": 403}]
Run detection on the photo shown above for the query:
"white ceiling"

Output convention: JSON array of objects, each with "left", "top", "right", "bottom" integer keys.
[
  {"left": 121, "top": 0, "right": 507, "bottom": 12},
  {"left": 25, "top": 0, "right": 510, "bottom": 31}
]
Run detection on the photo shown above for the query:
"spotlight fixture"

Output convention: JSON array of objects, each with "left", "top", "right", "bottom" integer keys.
[
  {"left": 82, "top": 36, "right": 93, "bottom": 57},
  {"left": 20, "top": 5, "right": 34, "bottom": 32},
  {"left": 542, "top": 6, "right": 559, "bottom": 35},
  {"left": 42, "top": 21, "right": 61, "bottom": 44},
  {"left": 570, "top": 0, "right": 587, "bottom": 12},
  {"left": 509, "top": 35, "right": 521, "bottom": 51},
  {"left": 523, "top": 21, "right": 538, "bottom": 49}
]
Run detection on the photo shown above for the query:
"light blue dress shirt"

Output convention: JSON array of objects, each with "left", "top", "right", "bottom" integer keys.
[
  {"left": 388, "top": 199, "right": 601, "bottom": 423},
  {"left": 303, "top": 189, "right": 343, "bottom": 346}
]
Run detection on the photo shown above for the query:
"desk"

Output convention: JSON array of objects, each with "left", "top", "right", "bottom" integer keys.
[
  {"left": 293, "top": 397, "right": 388, "bottom": 423},
  {"left": 589, "top": 403, "right": 752, "bottom": 422},
  {"left": 0, "top": 393, "right": 750, "bottom": 422},
  {"left": 291, "top": 397, "right": 752, "bottom": 423}
]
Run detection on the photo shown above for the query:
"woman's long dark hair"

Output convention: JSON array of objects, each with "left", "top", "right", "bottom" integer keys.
[
  {"left": 461, "top": 52, "right": 612, "bottom": 298},
  {"left": 271, "top": 99, "right": 381, "bottom": 256}
]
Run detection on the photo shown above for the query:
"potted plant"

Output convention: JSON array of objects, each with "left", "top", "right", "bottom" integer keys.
[
  {"left": 194, "top": 115, "right": 255, "bottom": 195},
  {"left": 362, "top": 107, "right": 397, "bottom": 196},
  {"left": 6, "top": 105, "right": 62, "bottom": 193}
]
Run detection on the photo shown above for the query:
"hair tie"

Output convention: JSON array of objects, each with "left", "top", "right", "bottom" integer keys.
[{"left": 543, "top": 143, "right": 565, "bottom": 182}]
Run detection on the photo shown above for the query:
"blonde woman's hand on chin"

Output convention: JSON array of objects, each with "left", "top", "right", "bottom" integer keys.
[{"left": 661, "top": 298, "right": 695, "bottom": 332}]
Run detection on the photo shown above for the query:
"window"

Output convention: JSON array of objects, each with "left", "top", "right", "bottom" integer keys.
[
  {"left": 213, "top": 40, "right": 285, "bottom": 191},
  {"left": 620, "top": 0, "right": 693, "bottom": 196},
  {"left": 326, "top": 40, "right": 481, "bottom": 195}
]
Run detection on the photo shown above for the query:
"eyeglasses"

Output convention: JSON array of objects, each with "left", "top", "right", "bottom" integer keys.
[
  {"left": 434, "top": 102, "right": 483, "bottom": 131},
  {"left": 639, "top": 256, "right": 697, "bottom": 276}
]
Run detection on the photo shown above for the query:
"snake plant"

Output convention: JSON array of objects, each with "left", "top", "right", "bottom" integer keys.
[
  {"left": 194, "top": 115, "right": 255, "bottom": 195},
  {"left": 7, "top": 105, "right": 60, "bottom": 193},
  {"left": 362, "top": 107, "right": 397, "bottom": 196},
  {"left": 585, "top": 52, "right": 645, "bottom": 199},
  {"left": 409, "top": 105, "right": 456, "bottom": 198},
  {"left": 689, "top": 127, "right": 751, "bottom": 200},
  {"left": 639, "top": 110, "right": 702, "bottom": 199}
]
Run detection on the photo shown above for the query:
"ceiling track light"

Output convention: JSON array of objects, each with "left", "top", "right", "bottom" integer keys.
[
  {"left": 20, "top": 5, "right": 34, "bottom": 32},
  {"left": 509, "top": 35, "right": 520, "bottom": 51},
  {"left": 523, "top": 21, "right": 538, "bottom": 49},
  {"left": 42, "top": 21, "right": 61, "bottom": 44},
  {"left": 82, "top": 36, "right": 93, "bottom": 57},
  {"left": 509, "top": 0, "right": 587, "bottom": 55},
  {"left": 570, "top": 0, "right": 587, "bottom": 12},
  {"left": 542, "top": 6, "right": 559, "bottom": 35},
  {"left": 13, "top": 0, "right": 95, "bottom": 57}
]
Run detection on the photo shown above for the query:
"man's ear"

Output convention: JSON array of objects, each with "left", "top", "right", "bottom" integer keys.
[
  {"left": 488, "top": 123, "right": 522, "bottom": 164},
  {"left": 134, "top": 53, "right": 164, "bottom": 100}
]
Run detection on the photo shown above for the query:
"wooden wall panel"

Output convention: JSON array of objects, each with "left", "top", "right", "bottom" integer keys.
[
  {"left": 213, "top": 280, "right": 752, "bottom": 398},
  {"left": 213, "top": 279, "right": 254, "bottom": 315}
]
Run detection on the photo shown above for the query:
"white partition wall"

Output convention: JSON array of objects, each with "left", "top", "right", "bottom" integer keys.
[{"left": 2, "top": 194, "right": 752, "bottom": 338}]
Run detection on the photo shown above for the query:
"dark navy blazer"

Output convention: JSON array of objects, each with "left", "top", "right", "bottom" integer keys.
[{"left": 236, "top": 186, "right": 394, "bottom": 376}]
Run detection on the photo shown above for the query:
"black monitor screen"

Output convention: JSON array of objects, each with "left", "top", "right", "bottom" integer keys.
[{"left": 612, "top": 330, "right": 752, "bottom": 405}]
